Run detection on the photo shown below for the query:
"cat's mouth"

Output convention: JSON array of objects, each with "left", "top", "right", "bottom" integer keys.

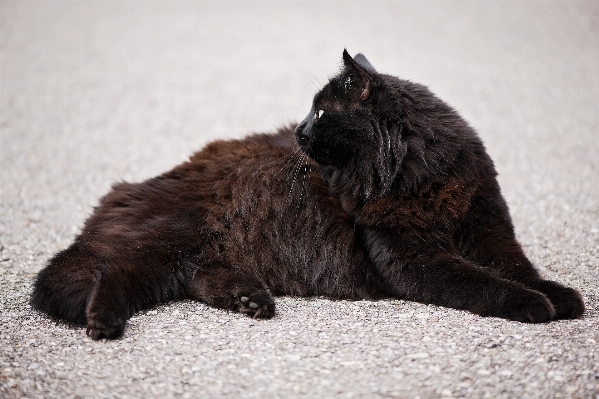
[
  {"left": 295, "top": 127, "right": 351, "bottom": 169},
  {"left": 295, "top": 120, "right": 310, "bottom": 147},
  {"left": 294, "top": 116, "right": 352, "bottom": 168}
]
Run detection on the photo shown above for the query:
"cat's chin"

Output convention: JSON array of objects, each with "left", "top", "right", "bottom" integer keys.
[
  {"left": 296, "top": 145, "right": 325, "bottom": 166},
  {"left": 297, "top": 146, "right": 346, "bottom": 169}
]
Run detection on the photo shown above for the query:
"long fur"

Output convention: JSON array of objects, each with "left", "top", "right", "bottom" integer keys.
[{"left": 32, "top": 51, "right": 584, "bottom": 340}]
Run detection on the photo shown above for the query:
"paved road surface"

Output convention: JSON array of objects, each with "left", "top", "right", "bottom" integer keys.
[{"left": 1, "top": 2, "right": 598, "bottom": 398}]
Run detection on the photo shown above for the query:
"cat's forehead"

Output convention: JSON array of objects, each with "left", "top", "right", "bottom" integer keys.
[
  {"left": 313, "top": 74, "right": 355, "bottom": 111},
  {"left": 314, "top": 83, "right": 336, "bottom": 102}
]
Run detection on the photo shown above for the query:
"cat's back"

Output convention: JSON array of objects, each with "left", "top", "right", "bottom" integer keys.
[
  {"left": 187, "top": 126, "right": 297, "bottom": 170},
  {"left": 163, "top": 126, "right": 303, "bottom": 206},
  {"left": 77, "top": 127, "right": 298, "bottom": 252}
]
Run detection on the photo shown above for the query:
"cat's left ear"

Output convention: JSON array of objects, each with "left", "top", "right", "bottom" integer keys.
[
  {"left": 353, "top": 54, "right": 377, "bottom": 74},
  {"left": 342, "top": 49, "right": 376, "bottom": 101}
]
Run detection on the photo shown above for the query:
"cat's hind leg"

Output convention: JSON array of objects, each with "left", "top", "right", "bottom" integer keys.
[
  {"left": 85, "top": 274, "right": 129, "bottom": 340},
  {"left": 84, "top": 255, "right": 198, "bottom": 340},
  {"left": 32, "top": 241, "right": 130, "bottom": 339},
  {"left": 31, "top": 241, "right": 99, "bottom": 325},
  {"left": 187, "top": 266, "right": 275, "bottom": 319}
]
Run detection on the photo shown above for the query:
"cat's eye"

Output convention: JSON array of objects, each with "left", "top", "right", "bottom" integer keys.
[{"left": 314, "top": 109, "right": 324, "bottom": 120}]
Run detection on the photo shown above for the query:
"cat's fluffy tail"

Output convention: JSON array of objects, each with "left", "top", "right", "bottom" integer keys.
[{"left": 31, "top": 241, "right": 98, "bottom": 325}]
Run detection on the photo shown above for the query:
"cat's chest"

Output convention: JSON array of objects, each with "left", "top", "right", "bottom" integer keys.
[{"left": 355, "top": 178, "right": 480, "bottom": 230}]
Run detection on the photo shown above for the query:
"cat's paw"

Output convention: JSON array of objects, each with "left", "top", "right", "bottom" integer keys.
[
  {"left": 531, "top": 280, "right": 585, "bottom": 319},
  {"left": 236, "top": 289, "right": 275, "bottom": 319},
  {"left": 498, "top": 288, "right": 555, "bottom": 323},
  {"left": 86, "top": 310, "right": 125, "bottom": 340}
]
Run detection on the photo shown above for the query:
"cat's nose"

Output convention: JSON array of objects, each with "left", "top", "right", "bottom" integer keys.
[
  {"left": 295, "top": 121, "right": 310, "bottom": 145},
  {"left": 295, "top": 120, "right": 306, "bottom": 136}
]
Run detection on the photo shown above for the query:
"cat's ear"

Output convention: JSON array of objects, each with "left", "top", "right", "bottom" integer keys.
[
  {"left": 342, "top": 49, "right": 375, "bottom": 100},
  {"left": 353, "top": 54, "right": 377, "bottom": 74}
]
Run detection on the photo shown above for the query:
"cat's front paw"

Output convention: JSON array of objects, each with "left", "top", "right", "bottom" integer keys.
[
  {"left": 236, "top": 289, "right": 275, "bottom": 319},
  {"left": 498, "top": 288, "right": 555, "bottom": 323},
  {"left": 531, "top": 280, "right": 585, "bottom": 319},
  {"left": 86, "top": 310, "right": 125, "bottom": 340}
]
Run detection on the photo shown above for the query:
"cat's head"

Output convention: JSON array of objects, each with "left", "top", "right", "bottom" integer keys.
[
  {"left": 295, "top": 50, "right": 472, "bottom": 198},
  {"left": 295, "top": 50, "right": 406, "bottom": 198},
  {"left": 295, "top": 50, "right": 382, "bottom": 169}
]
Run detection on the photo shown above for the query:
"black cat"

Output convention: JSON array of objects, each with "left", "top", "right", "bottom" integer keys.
[{"left": 31, "top": 50, "right": 584, "bottom": 340}]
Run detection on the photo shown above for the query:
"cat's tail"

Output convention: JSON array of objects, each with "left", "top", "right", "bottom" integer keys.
[{"left": 30, "top": 241, "right": 99, "bottom": 325}]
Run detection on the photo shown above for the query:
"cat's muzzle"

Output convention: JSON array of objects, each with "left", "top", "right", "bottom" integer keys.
[{"left": 295, "top": 120, "right": 311, "bottom": 148}]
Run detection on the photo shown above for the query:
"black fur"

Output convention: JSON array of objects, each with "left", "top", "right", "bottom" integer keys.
[{"left": 31, "top": 50, "right": 584, "bottom": 340}]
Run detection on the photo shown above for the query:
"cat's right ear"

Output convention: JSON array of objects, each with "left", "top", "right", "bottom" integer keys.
[{"left": 342, "top": 49, "right": 374, "bottom": 100}]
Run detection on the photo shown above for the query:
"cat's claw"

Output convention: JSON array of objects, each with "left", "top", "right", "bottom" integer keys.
[{"left": 236, "top": 290, "right": 275, "bottom": 319}]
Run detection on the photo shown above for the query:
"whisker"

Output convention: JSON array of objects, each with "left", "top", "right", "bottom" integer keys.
[
  {"left": 296, "top": 67, "right": 323, "bottom": 91},
  {"left": 307, "top": 70, "right": 323, "bottom": 87},
  {"left": 285, "top": 154, "right": 305, "bottom": 206},
  {"left": 297, "top": 156, "right": 310, "bottom": 207},
  {"left": 274, "top": 146, "right": 302, "bottom": 177}
]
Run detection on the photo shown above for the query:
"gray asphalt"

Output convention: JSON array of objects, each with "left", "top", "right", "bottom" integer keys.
[{"left": 1, "top": 1, "right": 598, "bottom": 398}]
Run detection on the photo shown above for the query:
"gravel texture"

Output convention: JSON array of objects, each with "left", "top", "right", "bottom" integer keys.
[{"left": 1, "top": 1, "right": 598, "bottom": 398}]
